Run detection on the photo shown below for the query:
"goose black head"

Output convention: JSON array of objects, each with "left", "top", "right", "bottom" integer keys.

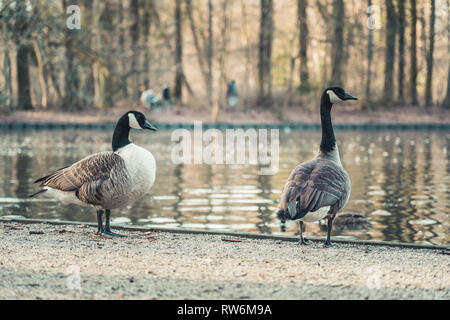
[
  {"left": 324, "top": 87, "right": 358, "bottom": 105},
  {"left": 127, "top": 111, "right": 158, "bottom": 131}
]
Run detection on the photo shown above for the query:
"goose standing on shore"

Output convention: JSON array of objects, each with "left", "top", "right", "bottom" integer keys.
[
  {"left": 277, "top": 87, "right": 357, "bottom": 247},
  {"left": 30, "top": 111, "right": 158, "bottom": 237}
]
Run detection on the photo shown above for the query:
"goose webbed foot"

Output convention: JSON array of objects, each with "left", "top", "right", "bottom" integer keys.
[
  {"left": 103, "top": 229, "right": 127, "bottom": 237},
  {"left": 103, "top": 209, "right": 127, "bottom": 237},
  {"left": 323, "top": 240, "right": 334, "bottom": 248},
  {"left": 298, "top": 239, "right": 312, "bottom": 246},
  {"left": 94, "top": 229, "right": 127, "bottom": 237}
]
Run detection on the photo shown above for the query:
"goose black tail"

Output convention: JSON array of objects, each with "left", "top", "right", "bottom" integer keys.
[
  {"left": 29, "top": 189, "right": 47, "bottom": 198},
  {"left": 277, "top": 203, "right": 307, "bottom": 221},
  {"left": 276, "top": 209, "right": 288, "bottom": 221},
  {"left": 34, "top": 176, "right": 48, "bottom": 184}
]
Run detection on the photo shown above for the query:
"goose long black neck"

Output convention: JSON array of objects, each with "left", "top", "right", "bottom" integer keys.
[
  {"left": 112, "top": 115, "right": 131, "bottom": 151},
  {"left": 319, "top": 93, "right": 336, "bottom": 153}
]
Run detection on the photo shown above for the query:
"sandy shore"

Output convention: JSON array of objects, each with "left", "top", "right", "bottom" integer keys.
[{"left": 0, "top": 221, "right": 448, "bottom": 300}]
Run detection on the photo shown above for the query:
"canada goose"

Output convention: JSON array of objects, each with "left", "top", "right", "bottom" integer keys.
[
  {"left": 30, "top": 111, "right": 158, "bottom": 237},
  {"left": 277, "top": 87, "right": 357, "bottom": 247}
]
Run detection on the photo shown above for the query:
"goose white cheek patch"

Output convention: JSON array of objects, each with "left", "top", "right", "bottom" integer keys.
[
  {"left": 128, "top": 113, "right": 141, "bottom": 129},
  {"left": 327, "top": 90, "right": 343, "bottom": 104}
]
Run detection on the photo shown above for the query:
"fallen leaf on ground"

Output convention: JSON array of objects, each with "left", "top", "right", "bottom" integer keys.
[{"left": 4, "top": 225, "right": 25, "bottom": 230}]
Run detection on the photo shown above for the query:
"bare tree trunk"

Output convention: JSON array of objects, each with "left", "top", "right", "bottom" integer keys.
[
  {"left": 174, "top": 0, "right": 183, "bottom": 105},
  {"left": 207, "top": 0, "right": 213, "bottom": 108},
  {"left": 382, "top": 0, "right": 397, "bottom": 105},
  {"left": 64, "top": 35, "right": 81, "bottom": 111},
  {"left": 2, "top": 22, "right": 12, "bottom": 109},
  {"left": 240, "top": 0, "right": 252, "bottom": 101},
  {"left": 16, "top": 45, "right": 33, "bottom": 110},
  {"left": 79, "top": 0, "right": 94, "bottom": 107},
  {"left": 118, "top": 0, "right": 128, "bottom": 98},
  {"left": 91, "top": 0, "right": 115, "bottom": 109},
  {"left": 365, "top": 0, "right": 374, "bottom": 105},
  {"left": 218, "top": 0, "right": 233, "bottom": 104},
  {"left": 15, "top": 0, "right": 32, "bottom": 110},
  {"left": 92, "top": 0, "right": 102, "bottom": 108},
  {"left": 210, "top": 0, "right": 219, "bottom": 122},
  {"left": 441, "top": 0, "right": 450, "bottom": 108},
  {"left": 32, "top": 39, "right": 47, "bottom": 109},
  {"left": 130, "top": 0, "right": 140, "bottom": 98},
  {"left": 410, "top": 0, "right": 418, "bottom": 105},
  {"left": 281, "top": 24, "right": 300, "bottom": 120},
  {"left": 443, "top": 66, "right": 450, "bottom": 109},
  {"left": 186, "top": 0, "right": 208, "bottom": 88},
  {"left": 330, "top": 0, "right": 344, "bottom": 86},
  {"left": 397, "top": 0, "right": 405, "bottom": 104},
  {"left": 258, "top": 0, "right": 273, "bottom": 107},
  {"left": 102, "top": 3, "right": 114, "bottom": 108},
  {"left": 298, "top": 0, "right": 309, "bottom": 90},
  {"left": 142, "top": 0, "right": 153, "bottom": 89},
  {"left": 425, "top": 0, "right": 435, "bottom": 107},
  {"left": 420, "top": 5, "right": 427, "bottom": 64},
  {"left": 47, "top": 61, "right": 63, "bottom": 103},
  {"left": 211, "top": 0, "right": 224, "bottom": 122}
]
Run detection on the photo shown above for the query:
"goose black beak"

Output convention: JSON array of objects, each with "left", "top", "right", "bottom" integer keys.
[
  {"left": 343, "top": 92, "right": 358, "bottom": 100},
  {"left": 143, "top": 121, "right": 158, "bottom": 131}
]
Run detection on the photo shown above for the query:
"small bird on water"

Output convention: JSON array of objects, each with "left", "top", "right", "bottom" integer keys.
[
  {"left": 30, "top": 111, "right": 158, "bottom": 237},
  {"left": 277, "top": 87, "right": 357, "bottom": 247}
]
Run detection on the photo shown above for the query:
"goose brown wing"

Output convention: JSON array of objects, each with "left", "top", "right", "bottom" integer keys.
[
  {"left": 280, "top": 159, "right": 350, "bottom": 216},
  {"left": 35, "top": 152, "right": 127, "bottom": 205}
]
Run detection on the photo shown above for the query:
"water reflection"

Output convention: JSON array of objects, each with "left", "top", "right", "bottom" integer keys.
[{"left": 0, "top": 129, "right": 448, "bottom": 245}]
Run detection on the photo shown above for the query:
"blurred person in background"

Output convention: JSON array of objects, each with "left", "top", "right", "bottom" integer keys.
[
  {"left": 162, "top": 84, "right": 174, "bottom": 111},
  {"left": 226, "top": 80, "right": 238, "bottom": 108},
  {"left": 140, "top": 85, "right": 161, "bottom": 111}
]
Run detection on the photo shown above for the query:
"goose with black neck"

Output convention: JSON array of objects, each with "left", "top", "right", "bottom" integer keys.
[
  {"left": 277, "top": 87, "right": 357, "bottom": 247},
  {"left": 31, "top": 111, "right": 158, "bottom": 237}
]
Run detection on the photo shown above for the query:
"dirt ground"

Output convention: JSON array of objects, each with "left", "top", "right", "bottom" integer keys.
[
  {"left": 0, "top": 221, "right": 448, "bottom": 300},
  {"left": 1, "top": 104, "right": 449, "bottom": 125}
]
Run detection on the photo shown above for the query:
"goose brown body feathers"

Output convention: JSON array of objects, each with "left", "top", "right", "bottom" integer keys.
[
  {"left": 279, "top": 157, "right": 350, "bottom": 220},
  {"left": 35, "top": 152, "right": 131, "bottom": 208}
]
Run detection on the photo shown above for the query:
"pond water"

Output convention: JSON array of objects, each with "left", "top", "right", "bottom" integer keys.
[{"left": 0, "top": 129, "right": 448, "bottom": 245}]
